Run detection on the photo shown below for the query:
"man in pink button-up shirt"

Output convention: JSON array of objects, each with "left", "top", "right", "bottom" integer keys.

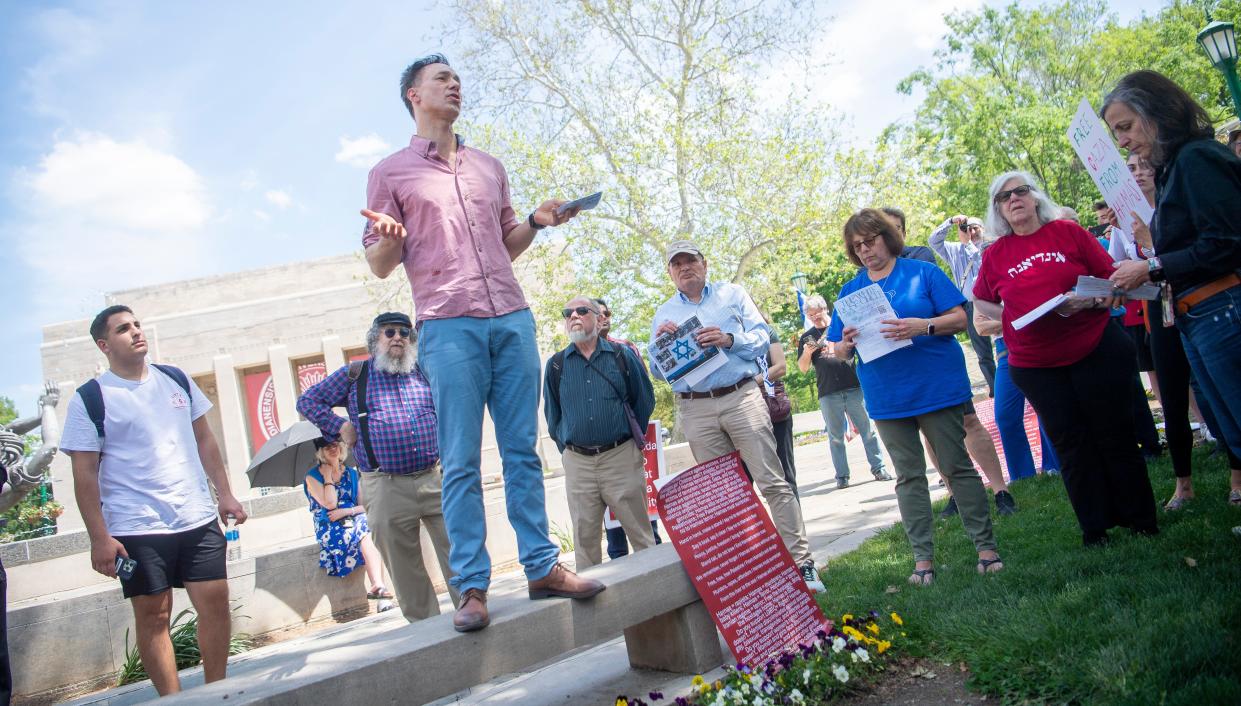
[{"left": 360, "top": 54, "right": 603, "bottom": 633}]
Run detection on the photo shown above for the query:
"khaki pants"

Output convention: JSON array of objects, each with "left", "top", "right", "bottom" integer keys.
[
  {"left": 873, "top": 404, "right": 996, "bottom": 562},
  {"left": 677, "top": 383, "right": 812, "bottom": 566},
  {"left": 562, "top": 443, "right": 655, "bottom": 568},
  {"left": 360, "top": 466, "right": 455, "bottom": 622}
]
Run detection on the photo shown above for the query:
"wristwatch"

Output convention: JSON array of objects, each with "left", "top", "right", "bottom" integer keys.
[
  {"left": 1147, "top": 256, "right": 1164, "bottom": 282},
  {"left": 528, "top": 212, "right": 547, "bottom": 231},
  {"left": 926, "top": 322, "right": 936, "bottom": 336}
]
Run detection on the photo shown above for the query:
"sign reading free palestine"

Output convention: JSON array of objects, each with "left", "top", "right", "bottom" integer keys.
[{"left": 1067, "top": 98, "right": 1155, "bottom": 235}]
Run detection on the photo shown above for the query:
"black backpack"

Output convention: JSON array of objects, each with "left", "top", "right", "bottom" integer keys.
[{"left": 76, "top": 364, "right": 193, "bottom": 438}]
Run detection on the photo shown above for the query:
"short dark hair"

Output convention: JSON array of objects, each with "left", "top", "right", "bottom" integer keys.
[
  {"left": 1101, "top": 70, "right": 1214, "bottom": 168},
  {"left": 1092, "top": 200, "right": 1109, "bottom": 211},
  {"left": 400, "top": 53, "right": 451, "bottom": 118},
  {"left": 843, "top": 209, "right": 905, "bottom": 268},
  {"left": 90, "top": 305, "right": 133, "bottom": 342},
  {"left": 880, "top": 206, "right": 906, "bottom": 232},
  {"left": 592, "top": 298, "right": 610, "bottom": 313}
]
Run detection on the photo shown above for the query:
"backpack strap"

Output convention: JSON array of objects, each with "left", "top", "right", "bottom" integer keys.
[
  {"left": 350, "top": 360, "right": 382, "bottom": 472},
  {"left": 151, "top": 364, "right": 192, "bottom": 396},
  {"left": 548, "top": 349, "right": 567, "bottom": 407},
  {"left": 76, "top": 379, "right": 106, "bottom": 438}
]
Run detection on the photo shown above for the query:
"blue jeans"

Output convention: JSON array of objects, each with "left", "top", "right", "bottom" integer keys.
[
  {"left": 819, "top": 387, "right": 885, "bottom": 481},
  {"left": 418, "top": 309, "right": 560, "bottom": 593},
  {"left": 994, "top": 338, "right": 1060, "bottom": 481},
  {"left": 1178, "top": 287, "right": 1241, "bottom": 459}
]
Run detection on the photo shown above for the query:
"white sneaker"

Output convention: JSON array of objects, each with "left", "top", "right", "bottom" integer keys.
[{"left": 801, "top": 562, "right": 826, "bottom": 594}]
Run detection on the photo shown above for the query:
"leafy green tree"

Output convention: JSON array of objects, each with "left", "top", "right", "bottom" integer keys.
[{"left": 895, "top": 0, "right": 1238, "bottom": 221}]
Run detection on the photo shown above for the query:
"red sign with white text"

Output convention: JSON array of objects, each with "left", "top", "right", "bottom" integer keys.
[
  {"left": 243, "top": 370, "right": 280, "bottom": 454},
  {"left": 657, "top": 452, "right": 829, "bottom": 667},
  {"left": 296, "top": 361, "right": 327, "bottom": 394}
]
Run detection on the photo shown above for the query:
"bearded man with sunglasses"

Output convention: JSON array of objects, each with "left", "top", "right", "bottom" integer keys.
[
  {"left": 544, "top": 298, "right": 656, "bottom": 569},
  {"left": 298, "top": 312, "right": 454, "bottom": 623},
  {"left": 358, "top": 54, "right": 598, "bottom": 633}
]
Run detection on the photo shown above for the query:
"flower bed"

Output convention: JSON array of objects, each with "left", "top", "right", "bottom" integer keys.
[{"left": 615, "top": 611, "right": 903, "bottom": 706}]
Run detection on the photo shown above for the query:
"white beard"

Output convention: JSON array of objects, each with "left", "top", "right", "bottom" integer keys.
[
  {"left": 568, "top": 327, "right": 596, "bottom": 344},
  {"left": 374, "top": 346, "right": 417, "bottom": 375}
]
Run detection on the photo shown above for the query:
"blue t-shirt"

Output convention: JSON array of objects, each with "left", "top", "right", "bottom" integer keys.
[{"left": 826, "top": 258, "right": 971, "bottom": 420}]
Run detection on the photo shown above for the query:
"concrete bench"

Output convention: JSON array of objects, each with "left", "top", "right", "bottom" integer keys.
[{"left": 78, "top": 543, "right": 721, "bottom": 705}]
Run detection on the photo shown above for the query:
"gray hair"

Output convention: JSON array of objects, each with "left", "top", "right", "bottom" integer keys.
[
  {"left": 803, "top": 294, "right": 828, "bottom": 311},
  {"left": 984, "top": 171, "right": 1061, "bottom": 238},
  {"left": 1057, "top": 206, "right": 1080, "bottom": 223}
]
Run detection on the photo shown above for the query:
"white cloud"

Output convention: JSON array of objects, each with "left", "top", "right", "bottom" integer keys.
[
  {"left": 335, "top": 133, "right": 391, "bottom": 168},
  {"left": 253, "top": 209, "right": 271, "bottom": 222},
  {"left": 264, "top": 189, "right": 293, "bottom": 209},
  {"left": 11, "top": 132, "right": 215, "bottom": 310},
  {"left": 239, "top": 170, "right": 259, "bottom": 191}
]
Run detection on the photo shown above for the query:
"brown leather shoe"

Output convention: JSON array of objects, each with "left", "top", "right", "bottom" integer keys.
[
  {"left": 453, "top": 588, "right": 489, "bottom": 632},
  {"left": 527, "top": 562, "right": 606, "bottom": 600}
]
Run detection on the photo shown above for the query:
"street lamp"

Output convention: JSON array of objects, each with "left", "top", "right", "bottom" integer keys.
[
  {"left": 1198, "top": 20, "right": 1241, "bottom": 118},
  {"left": 790, "top": 272, "right": 809, "bottom": 293}
]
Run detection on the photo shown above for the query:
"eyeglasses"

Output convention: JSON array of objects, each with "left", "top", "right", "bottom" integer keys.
[
  {"left": 384, "top": 327, "right": 412, "bottom": 339},
  {"left": 562, "top": 306, "right": 598, "bottom": 319},
  {"left": 994, "top": 185, "right": 1034, "bottom": 204},
  {"left": 852, "top": 235, "right": 883, "bottom": 254}
]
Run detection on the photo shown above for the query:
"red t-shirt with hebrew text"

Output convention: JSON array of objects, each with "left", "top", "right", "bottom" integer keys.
[{"left": 974, "top": 219, "right": 1114, "bottom": 368}]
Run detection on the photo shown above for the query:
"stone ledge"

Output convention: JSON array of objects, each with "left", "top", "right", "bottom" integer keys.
[{"left": 80, "top": 543, "right": 712, "bottom": 705}]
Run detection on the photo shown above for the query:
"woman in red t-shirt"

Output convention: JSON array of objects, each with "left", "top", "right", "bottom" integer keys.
[{"left": 973, "top": 172, "right": 1158, "bottom": 546}]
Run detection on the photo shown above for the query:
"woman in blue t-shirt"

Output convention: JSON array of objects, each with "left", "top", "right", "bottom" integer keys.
[{"left": 828, "top": 208, "right": 1003, "bottom": 585}]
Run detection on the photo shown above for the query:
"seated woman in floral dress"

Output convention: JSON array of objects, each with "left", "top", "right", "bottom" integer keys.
[{"left": 304, "top": 438, "right": 392, "bottom": 599}]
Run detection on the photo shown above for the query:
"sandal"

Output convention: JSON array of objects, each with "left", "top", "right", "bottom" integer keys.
[
  {"left": 977, "top": 556, "right": 1004, "bottom": 575},
  {"left": 367, "top": 586, "right": 394, "bottom": 600},
  {"left": 1164, "top": 496, "right": 1190, "bottom": 511},
  {"left": 1229, "top": 490, "right": 1241, "bottom": 507},
  {"left": 908, "top": 568, "right": 935, "bottom": 586}
]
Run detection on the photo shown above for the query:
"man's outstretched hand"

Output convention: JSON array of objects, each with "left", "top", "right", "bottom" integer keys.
[{"left": 362, "top": 209, "right": 407, "bottom": 240}]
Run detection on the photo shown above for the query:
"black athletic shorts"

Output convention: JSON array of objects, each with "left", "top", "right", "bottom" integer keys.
[{"left": 116, "top": 520, "right": 226, "bottom": 598}]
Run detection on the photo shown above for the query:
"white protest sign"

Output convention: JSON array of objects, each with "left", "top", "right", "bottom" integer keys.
[{"left": 1067, "top": 98, "right": 1154, "bottom": 235}]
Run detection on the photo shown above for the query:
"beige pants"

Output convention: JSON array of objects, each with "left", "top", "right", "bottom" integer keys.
[
  {"left": 562, "top": 442, "right": 656, "bottom": 568},
  {"left": 361, "top": 466, "right": 455, "bottom": 622},
  {"left": 677, "top": 383, "right": 812, "bottom": 566}
]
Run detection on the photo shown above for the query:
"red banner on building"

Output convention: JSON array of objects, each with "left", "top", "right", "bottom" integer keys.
[
  {"left": 243, "top": 370, "right": 280, "bottom": 454},
  {"left": 296, "top": 361, "right": 326, "bottom": 394},
  {"left": 657, "top": 452, "right": 829, "bottom": 667}
]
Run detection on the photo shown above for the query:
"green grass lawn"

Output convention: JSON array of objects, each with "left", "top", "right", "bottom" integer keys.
[{"left": 817, "top": 446, "right": 1241, "bottom": 705}]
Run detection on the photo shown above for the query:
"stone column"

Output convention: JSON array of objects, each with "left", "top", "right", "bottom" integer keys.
[
  {"left": 267, "top": 344, "right": 298, "bottom": 429},
  {"left": 322, "top": 335, "right": 345, "bottom": 372},
  {"left": 213, "top": 354, "right": 252, "bottom": 495}
]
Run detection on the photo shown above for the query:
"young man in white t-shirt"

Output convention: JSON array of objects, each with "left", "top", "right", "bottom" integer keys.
[{"left": 61, "top": 305, "right": 247, "bottom": 696}]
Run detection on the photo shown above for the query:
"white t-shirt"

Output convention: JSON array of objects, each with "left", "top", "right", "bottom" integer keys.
[{"left": 61, "top": 367, "right": 219, "bottom": 536}]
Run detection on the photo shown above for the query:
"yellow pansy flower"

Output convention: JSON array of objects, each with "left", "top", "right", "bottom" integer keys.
[
  {"left": 867, "top": 623, "right": 881, "bottom": 635},
  {"left": 890, "top": 612, "right": 903, "bottom": 626}
]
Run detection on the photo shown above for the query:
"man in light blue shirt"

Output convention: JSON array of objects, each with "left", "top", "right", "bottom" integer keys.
[
  {"left": 929, "top": 215, "right": 996, "bottom": 396},
  {"left": 648, "top": 240, "right": 823, "bottom": 593}
]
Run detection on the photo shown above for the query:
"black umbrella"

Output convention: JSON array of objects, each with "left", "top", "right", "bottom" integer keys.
[{"left": 244, "top": 421, "right": 324, "bottom": 488}]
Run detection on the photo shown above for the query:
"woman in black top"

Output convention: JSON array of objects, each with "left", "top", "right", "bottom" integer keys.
[{"left": 1104, "top": 70, "right": 1241, "bottom": 506}]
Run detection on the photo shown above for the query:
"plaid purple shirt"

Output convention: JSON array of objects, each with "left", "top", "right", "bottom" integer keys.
[{"left": 296, "top": 362, "right": 439, "bottom": 474}]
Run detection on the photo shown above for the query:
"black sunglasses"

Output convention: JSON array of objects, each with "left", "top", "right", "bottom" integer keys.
[
  {"left": 384, "top": 327, "right": 412, "bottom": 339},
  {"left": 562, "top": 306, "right": 598, "bottom": 319},
  {"left": 994, "top": 185, "right": 1034, "bottom": 204}
]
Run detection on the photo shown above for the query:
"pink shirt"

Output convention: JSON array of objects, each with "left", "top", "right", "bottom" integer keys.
[{"left": 363, "top": 135, "right": 527, "bottom": 322}]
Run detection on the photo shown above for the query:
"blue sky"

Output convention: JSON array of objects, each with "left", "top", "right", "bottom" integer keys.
[{"left": 0, "top": 0, "right": 1165, "bottom": 411}]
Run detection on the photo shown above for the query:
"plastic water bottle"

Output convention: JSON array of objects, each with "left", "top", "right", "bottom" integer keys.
[{"left": 226, "top": 527, "right": 242, "bottom": 562}]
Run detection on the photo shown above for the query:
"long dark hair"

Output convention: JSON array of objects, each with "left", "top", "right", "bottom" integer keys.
[{"left": 1101, "top": 70, "right": 1214, "bottom": 167}]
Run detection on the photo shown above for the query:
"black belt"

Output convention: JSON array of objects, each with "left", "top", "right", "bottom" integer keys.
[
  {"left": 565, "top": 438, "right": 629, "bottom": 456},
  {"left": 363, "top": 460, "right": 440, "bottom": 478},
  {"left": 677, "top": 377, "right": 753, "bottom": 400}
]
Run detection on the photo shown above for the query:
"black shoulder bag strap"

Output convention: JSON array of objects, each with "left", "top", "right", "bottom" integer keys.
[
  {"left": 350, "top": 360, "right": 382, "bottom": 472},
  {"left": 582, "top": 347, "right": 647, "bottom": 450}
]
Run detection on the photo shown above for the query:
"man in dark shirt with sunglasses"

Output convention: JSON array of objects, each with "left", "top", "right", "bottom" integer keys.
[
  {"left": 298, "top": 312, "right": 453, "bottom": 623},
  {"left": 544, "top": 297, "right": 656, "bottom": 569}
]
